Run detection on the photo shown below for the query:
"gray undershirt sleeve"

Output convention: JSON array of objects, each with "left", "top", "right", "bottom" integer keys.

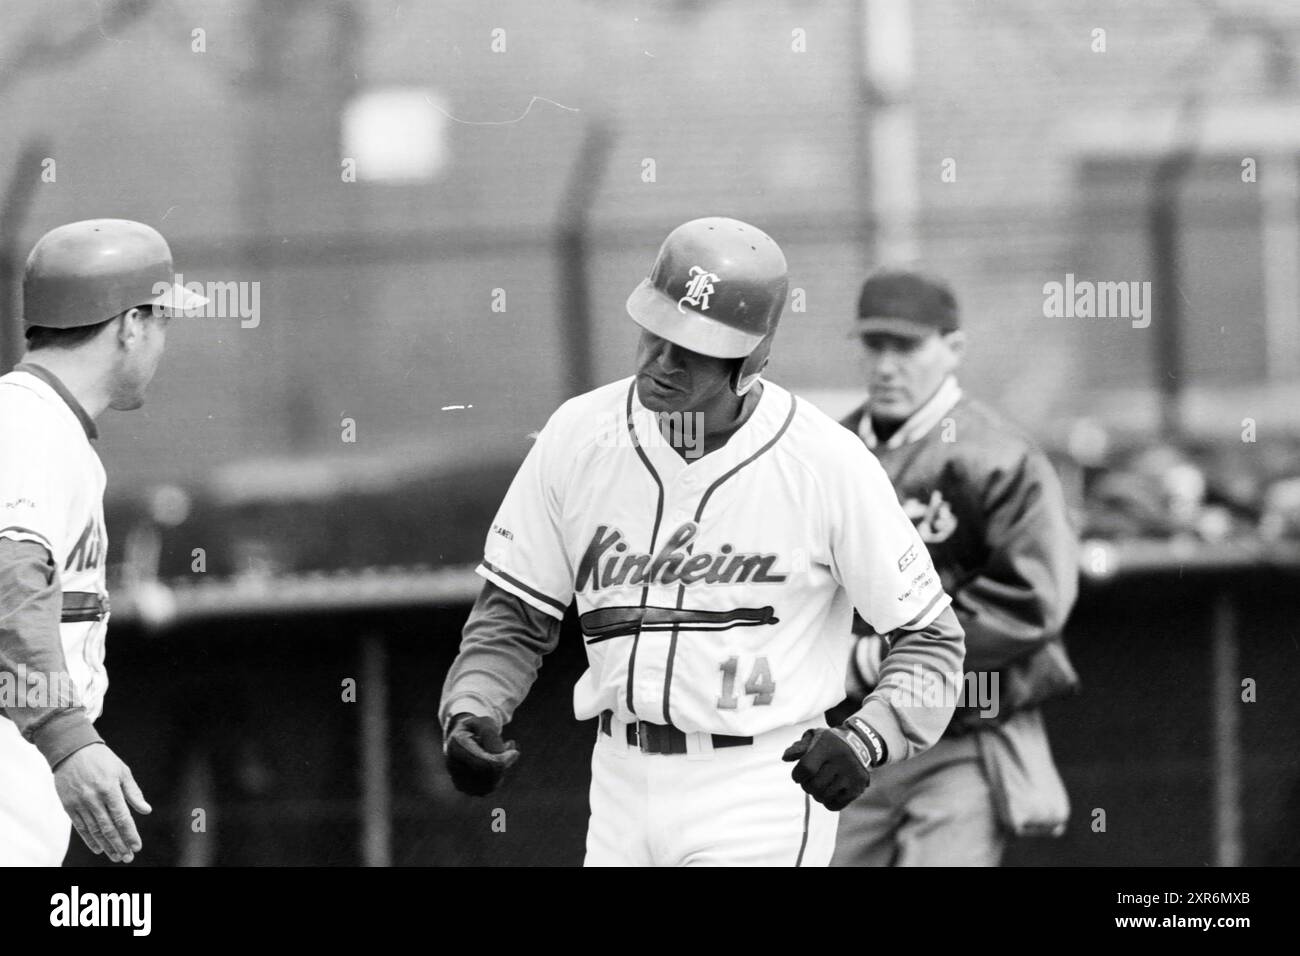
[{"left": 0, "top": 537, "right": 103, "bottom": 767}]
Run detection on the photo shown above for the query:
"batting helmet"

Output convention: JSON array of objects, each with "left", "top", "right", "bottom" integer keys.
[
  {"left": 626, "top": 216, "right": 788, "bottom": 396},
  {"left": 22, "top": 218, "right": 207, "bottom": 330}
]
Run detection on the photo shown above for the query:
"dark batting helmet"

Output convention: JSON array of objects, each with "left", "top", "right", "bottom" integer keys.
[
  {"left": 626, "top": 216, "right": 788, "bottom": 395},
  {"left": 22, "top": 218, "right": 207, "bottom": 330}
]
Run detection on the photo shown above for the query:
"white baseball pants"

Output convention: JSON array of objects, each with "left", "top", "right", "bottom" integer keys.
[
  {"left": 584, "top": 714, "right": 837, "bottom": 867},
  {"left": 0, "top": 716, "right": 71, "bottom": 866}
]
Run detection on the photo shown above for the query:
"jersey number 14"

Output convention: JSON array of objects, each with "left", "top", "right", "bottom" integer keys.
[{"left": 717, "top": 656, "right": 775, "bottom": 709}]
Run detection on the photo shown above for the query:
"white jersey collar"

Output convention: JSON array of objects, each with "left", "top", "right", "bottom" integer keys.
[
  {"left": 8, "top": 363, "right": 99, "bottom": 441},
  {"left": 628, "top": 377, "right": 792, "bottom": 481}
]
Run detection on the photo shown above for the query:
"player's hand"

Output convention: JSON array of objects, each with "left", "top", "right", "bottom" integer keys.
[
  {"left": 53, "top": 743, "right": 152, "bottom": 863},
  {"left": 443, "top": 713, "right": 521, "bottom": 797},
  {"left": 782, "top": 726, "right": 876, "bottom": 812}
]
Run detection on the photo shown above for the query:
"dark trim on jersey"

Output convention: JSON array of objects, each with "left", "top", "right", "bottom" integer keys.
[
  {"left": 582, "top": 604, "right": 779, "bottom": 643},
  {"left": 0, "top": 526, "right": 54, "bottom": 553},
  {"left": 795, "top": 793, "right": 811, "bottom": 867},
  {"left": 898, "top": 588, "right": 946, "bottom": 631},
  {"left": 480, "top": 560, "right": 568, "bottom": 615},
  {"left": 12, "top": 363, "right": 98, "bottom": 441},
  {"left": 623, "top": 381, "right": 666, "bottom": 717},
  {"left": 661, "top": 393, "right": 799, "bottom": 724},
  {"left": 62, "top": 591, "right": 109, "bottom": 623},
  {"left": 587, "top": 618, "right": 775, "bottom": 645}
]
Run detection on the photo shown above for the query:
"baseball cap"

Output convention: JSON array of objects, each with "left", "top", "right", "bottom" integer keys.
[{"left": 855, "top": 269, "right": 959, "bottom": 339}]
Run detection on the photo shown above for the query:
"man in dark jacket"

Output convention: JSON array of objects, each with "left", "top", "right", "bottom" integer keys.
[{"left": 831, "top": 269, "right": 1080, "bottom": 867}]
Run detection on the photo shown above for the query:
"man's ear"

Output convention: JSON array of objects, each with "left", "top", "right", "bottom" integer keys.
[{"left": 115, "top": 308, "right": 146, "bottom": 347}]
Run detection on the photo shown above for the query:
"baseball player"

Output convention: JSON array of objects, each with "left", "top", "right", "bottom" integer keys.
[
  {"left": 439, "top": 218, "right": 966, "bottom": 866},
  {"left": 0, "top": 218, "right": 206, "bottom": 865},
  {"left": 830, "top": 269, "right": 1079, "bottom": 867}
]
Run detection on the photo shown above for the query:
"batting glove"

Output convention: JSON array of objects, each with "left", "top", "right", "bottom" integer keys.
[
  {"left": 781, "top": 717, "right": 887, "bottom": 811},
  {"left": 443, "top": 714, "right": 521, "bottom": 797}
]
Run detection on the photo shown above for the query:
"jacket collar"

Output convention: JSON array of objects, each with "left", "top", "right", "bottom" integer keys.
[{"left": 857, "top": 375, "right": 962, "bottom": 450}]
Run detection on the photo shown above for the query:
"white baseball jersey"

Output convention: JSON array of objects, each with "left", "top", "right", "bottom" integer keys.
[
  {"left": 0, "top": 365, "right": 110, "bottom": 722},
  {"left": 477, "top": 376, "right": 951, "bottom": 741}
]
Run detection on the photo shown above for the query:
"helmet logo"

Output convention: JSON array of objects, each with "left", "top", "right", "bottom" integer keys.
[{"left": 677, "top": 265, "right": 720, "bottom": 313}]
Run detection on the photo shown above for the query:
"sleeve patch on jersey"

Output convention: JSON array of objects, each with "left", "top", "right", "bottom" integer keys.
[{"left": 897, "top": 543, "right": 918, "bottom": 573}]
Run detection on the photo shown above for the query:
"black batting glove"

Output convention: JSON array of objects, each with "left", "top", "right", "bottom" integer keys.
[
  {"left": 443, "top": 713, "right": 521, "bottom": 797},
  {"left": 781, "top": 718, "right": 886, "bottom": 811}
]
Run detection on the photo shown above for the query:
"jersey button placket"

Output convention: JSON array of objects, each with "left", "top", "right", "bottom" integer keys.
[
  {"left": 658, "top": 475, "right": 698, "bottom": 728},
  {"left": 636, "top": 478, "right": 682, "bottom": 724},
  {"left": 675, "top": 472, "right": 700, "bottom": 519}
]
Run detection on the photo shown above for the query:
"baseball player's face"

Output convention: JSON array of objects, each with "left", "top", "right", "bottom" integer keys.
[
  {"left": 109, "top": 309, "right": 170, "bottom": 411},
  {"left": 860, "top": 330, "right": 964, "bottom": 423},
  {"left": 634, "top": 330, "right": 737, "bottom": 414}
]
